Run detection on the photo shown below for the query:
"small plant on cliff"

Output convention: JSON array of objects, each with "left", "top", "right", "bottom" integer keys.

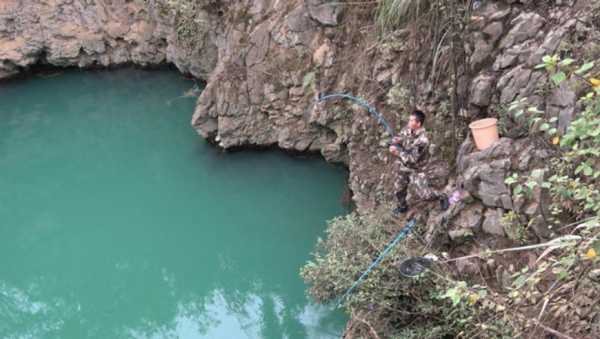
[
  {"left": 301, "top": 208, "right": 481, "bottom": 338},
  {"left": 149, "top": 0, "right": 214, "bottom": 51},
  {"left": 473, "top": 57, "right": 600, "bottom": 337},
  {"left": 530, "top": 56, "right": 600, "bottom": 219},
  {"left": 376, "top": 0, "right": 431, "bottom": 32}
]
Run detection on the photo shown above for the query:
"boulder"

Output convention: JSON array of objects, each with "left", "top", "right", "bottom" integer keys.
[
  {"left": 527, "top": 19, "right": 576, "bottom": 67},
  {"left": 448, "top": 228, "right": 474, "bottom": 243},
  {"left": 470, "top": 74, "right": 495, "bottom": 107},
  {"left": 497, "top": 65, "right": 532, "bottom": 104},
  {"left": 500, "top": 12, "right": 545, "bottom": 49},
  {"left": 494, "top": 40, "right": 537, "bottom": 71},
  {"left": 452, "top": 202, "right": 485, "bottom": 231},
  {"left": 470, "top": 32, "right": 494, "bottom": 70},
  {"left": 306, "top": 0, "right": 342, "bottom": 27},
  {"left": 482, "top": 21, "right": 504, "bottom": 45},
  {"left": 482, "top": 209, "right": 505, "bottom": 236},
  {"left": 546, "top": 81, "right": 576, "bottom": 133},
  {"left": 458, "top": 138, "right": 514, "bottom": 209}
]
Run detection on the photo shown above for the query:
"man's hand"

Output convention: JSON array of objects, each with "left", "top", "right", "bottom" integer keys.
[{"left": 389, "top": 145, "right": 400, "bottom": 156}]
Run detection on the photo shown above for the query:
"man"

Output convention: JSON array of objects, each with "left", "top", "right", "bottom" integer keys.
[{"left": 389, "top": 110, "right": 449, "bottom": 215}]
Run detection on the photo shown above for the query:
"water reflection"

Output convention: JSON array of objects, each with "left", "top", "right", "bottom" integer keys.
[
  {"left": 125, "top": 290, "right": 343, "bottom": 339},
  {"left": 0, "top": 278, "right": 342, "bottom": 339}
]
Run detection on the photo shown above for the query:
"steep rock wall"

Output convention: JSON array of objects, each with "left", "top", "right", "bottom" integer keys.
[
  {"left": 2, "top": 0, "right": 599, "bottom": 215},
  {"left": 0, "top": 0, "right": 217, "bottom": 79}
]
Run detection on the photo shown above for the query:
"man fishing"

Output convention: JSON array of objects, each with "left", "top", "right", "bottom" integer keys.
[
  {"left": 389, "top": 110, "right": 449, "bottom": 216},
  {"left": 317, "top": 94, "right": 448, "bottom": 215}
]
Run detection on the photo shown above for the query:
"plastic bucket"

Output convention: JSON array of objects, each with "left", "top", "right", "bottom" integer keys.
[{"left": 469, "top": 118, "right": 499, "bottom": 151}]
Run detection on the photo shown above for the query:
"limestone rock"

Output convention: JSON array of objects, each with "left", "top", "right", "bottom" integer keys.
[
  {"left": 529, "top": 215, "right": 552, "bottom": 240},
  {"left": 497, "top": 65, "right": 532, "bottom": 104},
  {"left": 479, "top": 2, "right": 511, "bottom": 21},
  {"left": 313, "top": 42, "right": 332, "bottom": 66},
  {"left": 448, "top": 228, "right": 474, "bottom": 243},
  {"left": 482, "top": 209, "right": 505, "bottom": 236},
  {"left": 470, "top": 32, "right": 494, "bottom": 70},
  {"left": 458, "top": 138, "right": 514, "bottom": 209},
  {"left": 494, "top": 40, "right": 537, "bottom": 71},
  {"left": 527, "top": 19, "right": 576, "bottom": 67},
  {"left": 547, "top": 81, "right": 576, "bottom": 133},
  {"left": 306, "top": 0, "right": 342, "bottom": 27},
  {"left": 1, "top": 0, "right": 593, "bottom": 218},
  {"left": 0, "top": 0, "right": 217, "bottom": 79},
  {"left": 470, "top": 74, "right": 495, "bottom": 107},
  {"left": 452, "top": 203, "right": 484, "bottom": 231},
  {"left": 456, "top": 258, "right": 479, "bottom": 275},
  {"left": 500, "top": 12, "right": 545, "bottom": 49},
  {"left": 482, "top": 21, "right": 504, "bottom": 45}
]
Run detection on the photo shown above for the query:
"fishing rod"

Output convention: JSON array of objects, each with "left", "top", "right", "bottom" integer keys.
[{"left": 317, "top": 93, "right": 396, "bottom": 136}]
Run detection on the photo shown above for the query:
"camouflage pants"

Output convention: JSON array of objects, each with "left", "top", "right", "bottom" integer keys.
[{"left": 394, "top": 170, "right": 441, "bottom": 208}]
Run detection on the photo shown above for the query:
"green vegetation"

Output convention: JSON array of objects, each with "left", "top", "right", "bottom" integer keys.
[
  {"left": 376, "top": 0, "right": 431, "bottom": 32},
  {"left": 301, "top": 209, "right": 480, "bottom": 338},
  {"left": 303, "top": 55, "right": 600, "bottom": 337},
  {"left": 146, "top": 0, "right": 214, "bottom": 51}
]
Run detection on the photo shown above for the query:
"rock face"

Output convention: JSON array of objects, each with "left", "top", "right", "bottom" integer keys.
[
  {"left": 2, "top": 0, "right": 599, "bottom": 215},
  {"left": 459, "top": 137, "right": 514, "bottom": 210},
  {"left": 0, "top": 0, "right": 217, "bottom": 79},
  {"left": 443, "top": 134, "right": 554, "bottom": 244},
  {"left": 191, "top": 1, "right": 347, "bottom": 156}
]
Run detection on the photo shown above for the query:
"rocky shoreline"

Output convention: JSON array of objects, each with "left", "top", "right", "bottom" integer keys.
[
  {"left": 3, "top": 0, "right": 598, "bottom": 248},
  {"left": 3, "top": 0, "right": 600, "bottom": 336}
]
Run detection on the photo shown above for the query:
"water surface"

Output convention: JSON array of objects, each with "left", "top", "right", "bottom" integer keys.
[{"left": 0, "top": 69, "right": 347, "bottom": 338}]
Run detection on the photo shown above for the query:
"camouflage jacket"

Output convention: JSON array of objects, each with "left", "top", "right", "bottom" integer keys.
[{"left": 393, "top": 127, "right": 430, "bottom": 172}]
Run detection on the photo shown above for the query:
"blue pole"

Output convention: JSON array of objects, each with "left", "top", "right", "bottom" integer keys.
[{"left": 335, "top": 219, "right": 417, "bottom": 308}]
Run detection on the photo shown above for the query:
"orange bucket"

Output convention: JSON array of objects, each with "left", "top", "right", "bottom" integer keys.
[{"left": 469, "top": 118, "right": 499, "bottom": 151}]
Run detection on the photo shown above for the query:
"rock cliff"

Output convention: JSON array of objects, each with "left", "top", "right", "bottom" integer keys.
[
  {"left": 0, "top": 0, "right": 217, "bottom": 79},
  {"left": 2, "top": 0, "right": 599, "bottom": 217},
  {"left": 3, "top": 1, "right": 600, "bottom": 336}
]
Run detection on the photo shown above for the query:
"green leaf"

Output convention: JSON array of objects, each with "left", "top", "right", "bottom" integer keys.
[
  {"left": 514, "top": 185, "right": 523, "bottom": 195},
  {"left": 559, "top": 58, "right": 575, "bottom": 67},
  {"left": 527, "top": 106, "right": 544, "bottom": 114},
  {"left": 540, "top": 123, "right": 551, "bottom": 131},
  {"left": 551, "top": 72, "right": 567, "bottom": 86},
  {"left": 513, "top": 274, "right": 528, "bottom": 289},
  {"left": 575, "top": 62, "right": 595, "bottom": 75},
  {"left": 542, "top": 55, "right": 553, "bottom": 64},
  {"left": 557, "top": 269, "right": 568, "bottom": 280}
]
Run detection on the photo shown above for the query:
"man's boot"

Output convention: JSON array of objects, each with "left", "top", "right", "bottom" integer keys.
[
  {"left": 393, "top": 205, "right": 409, "bottom": 217},
  {"left": 393, "top": 191, "right": 409, "bottom": 216},
  {"left": 439, "top": 194, "right": 449, "bottom": 211}
]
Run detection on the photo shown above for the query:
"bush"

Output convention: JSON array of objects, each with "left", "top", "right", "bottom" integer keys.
[{"left": 301, "top": 208, "right": 479, "bottom": 338}]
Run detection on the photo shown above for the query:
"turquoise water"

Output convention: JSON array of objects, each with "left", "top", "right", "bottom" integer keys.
[{"left": 0, "top": 69, "right": 348, "bottom": 338}]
